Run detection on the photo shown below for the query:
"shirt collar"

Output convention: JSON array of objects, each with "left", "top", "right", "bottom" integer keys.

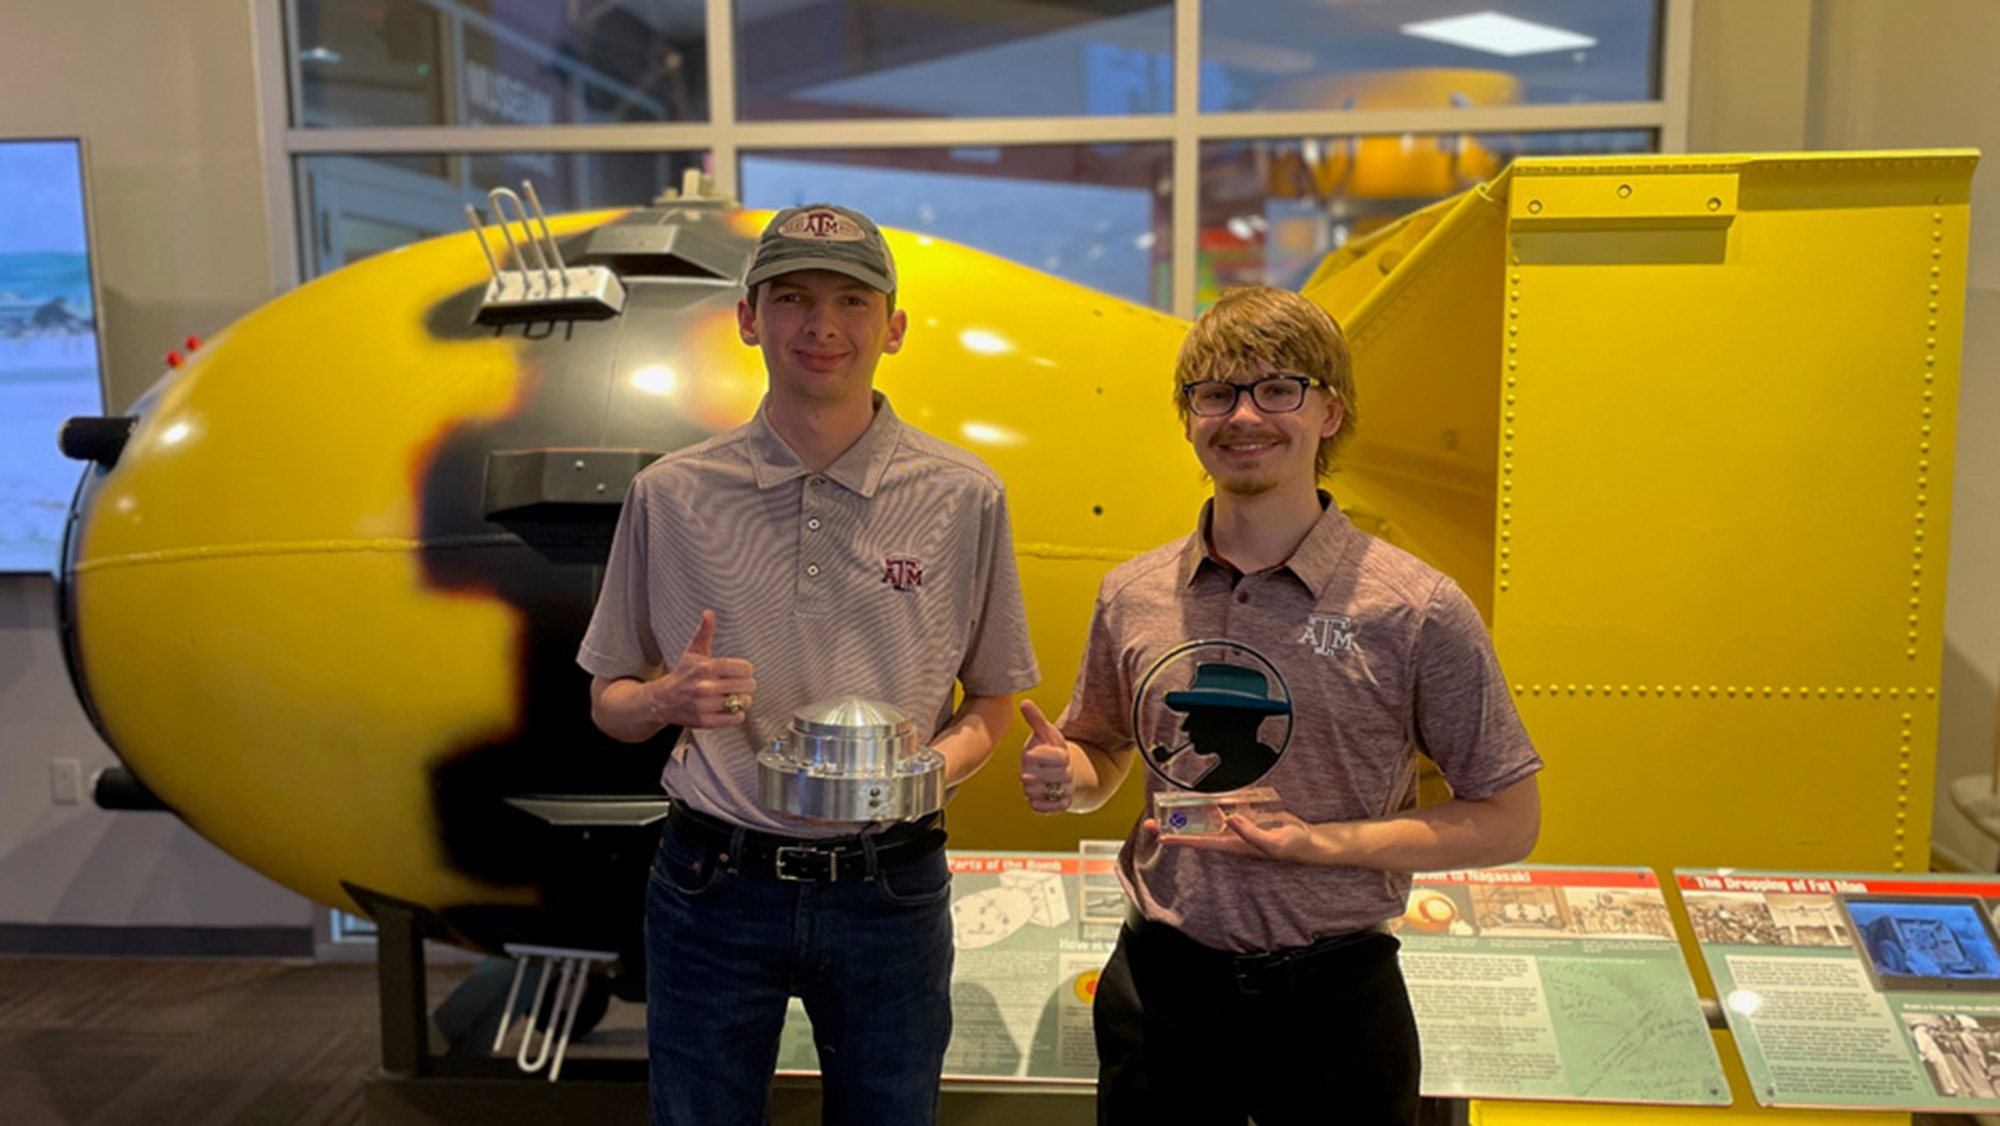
[
  {"left": 1176, "top": 501, "right": 1220, "bottom": 589},
  {"left": 1178, "top": 490, "right": 1360, "bottom": 599},
  {"left": 746, "top": 391, "right": 903, "bottom": 497}
]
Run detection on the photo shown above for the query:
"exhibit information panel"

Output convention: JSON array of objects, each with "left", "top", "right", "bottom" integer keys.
[
  {"left": 1678, "top": 869, "right": 2000, "bottom": 1112},
  {"left": 774, "top": 853, "right": 1727, "bottom": 1106},
  {"left": 1399, "top": 866, "right": 1729, "bottom": 1105},
  {"left": 776, "top": 850, "right": 1122, "bottom": 1083}
]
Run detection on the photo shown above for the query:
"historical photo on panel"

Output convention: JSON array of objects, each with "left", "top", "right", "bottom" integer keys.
[
  {"left": 1468, "top": 882, "right": 1573, "bottom": 935},
  {"left": 1562, "top": 887, "right": 1676, "bottom": 940},
  {"left": 1398, "top": 884, "right": 1478, "bottom": 937},
  {"left": 1905, "top": 1012, "right": 2000, "bottom": 1100},
  {"left": 1683, "top": 892, "right": 1783, "bottom": 945},
  {"left": 1763, "top": 894, "right": 1851, "bottom": 947}
]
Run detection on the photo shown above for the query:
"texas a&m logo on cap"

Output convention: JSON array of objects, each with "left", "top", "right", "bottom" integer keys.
[
  {"left": 779, "top": 207, "right": 866, "bottom": 242},
  {"left": 882, "top": 554, "right": 924, "bottom": 592}
]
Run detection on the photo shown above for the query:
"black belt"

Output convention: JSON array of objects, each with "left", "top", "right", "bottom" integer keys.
[
  {"left": 666, "top": 803, "right": 946, "bottom": 883},
  {"left": 1125, "top": 906, "right": 1392, "bottom": 989}
]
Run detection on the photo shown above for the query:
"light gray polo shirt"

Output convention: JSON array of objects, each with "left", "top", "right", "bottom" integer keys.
[
  {"left": 578, "top": 393, "right": 1039, "bottom": 836},
  {"left": 1058, "top": 495, "right": 1541, "bottom": 951}
]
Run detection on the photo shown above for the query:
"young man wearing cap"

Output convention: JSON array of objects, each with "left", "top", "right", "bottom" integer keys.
[
  {"left": 1019, "top": 285, "right": 1542, "bottom": 1125},
  {"left": 580, "top": 203, "right": 1038, "bottom": 1126}
]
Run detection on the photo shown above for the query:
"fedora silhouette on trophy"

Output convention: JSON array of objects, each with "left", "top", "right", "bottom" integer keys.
[{"left": 1150, "top": 662, "right": 1292, "bottom": 792}]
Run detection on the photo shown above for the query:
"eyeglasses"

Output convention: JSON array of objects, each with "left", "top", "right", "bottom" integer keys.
[{"left": 1180, "top": 375, "right": 1327, "bottom": 417}]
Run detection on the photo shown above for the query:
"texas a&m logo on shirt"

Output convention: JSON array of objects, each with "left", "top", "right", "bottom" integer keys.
[
  {"left": 882, "top": 554, "right": 924, "bottom": 592},
  {"left": 1299, "top": 612, "right": 1358, "bottom": 657}
]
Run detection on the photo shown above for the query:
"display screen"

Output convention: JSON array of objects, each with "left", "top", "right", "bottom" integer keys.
[
  {"left": 0, "top": 138, "right": 106, "bottom": 573},
  {"left": 1842, "top": 895, "right": 2000, "bottom": 992}
]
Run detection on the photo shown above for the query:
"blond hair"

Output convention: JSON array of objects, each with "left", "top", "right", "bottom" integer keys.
[{"left": 1174, "top": 286, "right": 1355, "bottom": 477}]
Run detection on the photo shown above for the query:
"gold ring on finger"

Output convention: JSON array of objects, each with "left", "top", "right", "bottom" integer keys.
[{"left": 724, "top": 693, "right": 744, "bottom": 714}]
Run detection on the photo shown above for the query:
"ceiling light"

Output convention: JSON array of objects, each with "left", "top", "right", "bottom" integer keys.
[{"left": 1400, "top": 12, "right": 1596, "bottom": 58}]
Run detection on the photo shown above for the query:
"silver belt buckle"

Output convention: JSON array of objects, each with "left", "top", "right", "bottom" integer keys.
[{"left": 775, "top": 845, "right": 834, "bottom": 882}]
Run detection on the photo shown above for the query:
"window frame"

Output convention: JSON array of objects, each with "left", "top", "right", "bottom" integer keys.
[{"left": 257, "top": 0, "right": 1692, "bottom": 318}]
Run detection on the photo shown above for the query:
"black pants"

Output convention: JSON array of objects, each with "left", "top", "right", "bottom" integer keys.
[{"left": 1093, "top": 916, "right": 1420, "bottom": 1126}]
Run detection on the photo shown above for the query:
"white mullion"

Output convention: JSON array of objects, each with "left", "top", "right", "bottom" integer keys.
[
  {"left": 443, "top": 8, "right": 468, "bottom": 193},
  {"left": 285, "top": 124, "right": 721, "bottom": 154},
  {"left": 1658, "top": 0, "right": 1696, "bottom": 153},
  {"left": 254, "top": 0, "right": 301, "bottom": 293},
  {"left": 1195, "top": 102, "right": 1669, "bottom": 141},
  {"left": 1172, "top": 0, "right": 1200, "bottom": 319},
  {"left": 282, "top": 0, "right": 306, "bottom": 133},
  {"left": 283, "top": 106, "right": 1669, "bottom": 159},
  {"left": 706, "top": 0, "right": 738, "bottom": 200},
  {"left": 734, "top": 114, "right": 1177, "bottom": 150}
]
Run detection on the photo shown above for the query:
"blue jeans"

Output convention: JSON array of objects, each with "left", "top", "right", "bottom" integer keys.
[{"left": 644, "top": 817, "right": 955, "bottom": 1126}]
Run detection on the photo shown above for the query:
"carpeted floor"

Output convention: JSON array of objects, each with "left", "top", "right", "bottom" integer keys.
[
  {"left": 0, "top": 955, "right": 1986, "bottom": 1126},
  {"left": 0, "top": 957, "right": 472, "bottom": 1126}
]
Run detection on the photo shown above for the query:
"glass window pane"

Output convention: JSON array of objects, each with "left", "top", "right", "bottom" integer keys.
[
  {"left": 736, "top": 1, "right": 1172, "bottom": 120},
  {"left": 293, "top": 0, "right": 708, "bottom": 127},
  {"left": 297, "top": 151, "right": 705, "bottom": 275},
  {"left": 741, "top": 146, "right": 1172, "bottom": 309},
  {"left": 1198, "top": 130, "right": 1653, "bottom": 302},
  {"left": 1201, "top": 1, "right": 1657, "bottom": 113}
]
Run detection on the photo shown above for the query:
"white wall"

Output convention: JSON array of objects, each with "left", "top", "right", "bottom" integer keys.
[
  {"left": 1814, "top": 1, "right": 2000, "bottom": 873},
  {"left": 0, "top": 1, "right": 308, "bottom": 930},
  {"left": 1688, "top": 0, "right": 2000, "bottom": 871},
  {"left": 1798, "top": 0, "right": 2000, "bottom": 872}
]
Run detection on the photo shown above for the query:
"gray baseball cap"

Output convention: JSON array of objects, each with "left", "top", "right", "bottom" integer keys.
[{"left": 744, "top": 203, "right": 897, "bottom": 294}]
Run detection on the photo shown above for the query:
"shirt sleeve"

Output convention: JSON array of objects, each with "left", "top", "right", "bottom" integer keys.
[
  {"left": 577, "top": 478, "right": 666, "bottom": 682},
  {"left": 1410, "top": 577, "right": 1542, "bottom": 800},
  {"left": 955, "top": 484, "right": 1040, "bottom": 697},
  {"left": 1054, "top": 579, "right": 1135, "bottom": 754}
]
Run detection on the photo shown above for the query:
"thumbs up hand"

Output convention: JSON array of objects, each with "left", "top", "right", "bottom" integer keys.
[
  {"left": 1020, "top": 699, "right": 1076, "bottom": 814},
  {"left": 645, "top": 610, "right": 757, "bottom": 728}
]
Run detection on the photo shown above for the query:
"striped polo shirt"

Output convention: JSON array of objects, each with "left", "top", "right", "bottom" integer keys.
[
  {"left": 1057, "top": 495, "right": 1541, "bottom": 951},
  {"left": 578, "top": 393, "right": 1039, "bottom": 836}
]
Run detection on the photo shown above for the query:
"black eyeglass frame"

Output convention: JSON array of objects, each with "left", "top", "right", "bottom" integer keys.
[{"left": 1179, "top": 374, "right": 1330, "bottom": 417}]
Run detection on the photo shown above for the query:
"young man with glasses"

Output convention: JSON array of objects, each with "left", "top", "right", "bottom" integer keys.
[
  {"left": 580, "top": 203, "right": 1038, "bottom": 1126},
  {"left": 1019, "top": 285, "right": 1542, "bottom": 1124}
]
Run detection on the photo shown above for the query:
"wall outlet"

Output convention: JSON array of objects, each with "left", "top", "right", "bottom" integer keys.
[{"left": 50, "top": 758, "right": 83, "bottom": 806}]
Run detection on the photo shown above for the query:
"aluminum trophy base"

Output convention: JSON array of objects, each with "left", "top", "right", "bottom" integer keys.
[{"left": 756, "top": 750, "right": 946, "bottom": 822}]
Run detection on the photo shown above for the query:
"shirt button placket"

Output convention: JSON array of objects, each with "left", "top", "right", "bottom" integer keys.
[
  {"left": 800, "top": 477, "right": 828, "bottom": 601},
  {"left": 1227, "top": 579, "right": 1250, "bottom": 631}
]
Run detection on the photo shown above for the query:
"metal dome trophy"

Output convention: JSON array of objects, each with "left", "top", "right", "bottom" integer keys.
[{"left": 758, "top": 696, "right": 946, "bottom": 821}]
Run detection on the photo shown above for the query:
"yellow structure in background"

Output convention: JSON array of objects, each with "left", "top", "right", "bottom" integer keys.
[
  {"left": 1305, "top": 150, "right": 1976, "bottom": 1123},
  {"left": 1266, "top": 68, "right": 1517, "bottom": 201}
]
